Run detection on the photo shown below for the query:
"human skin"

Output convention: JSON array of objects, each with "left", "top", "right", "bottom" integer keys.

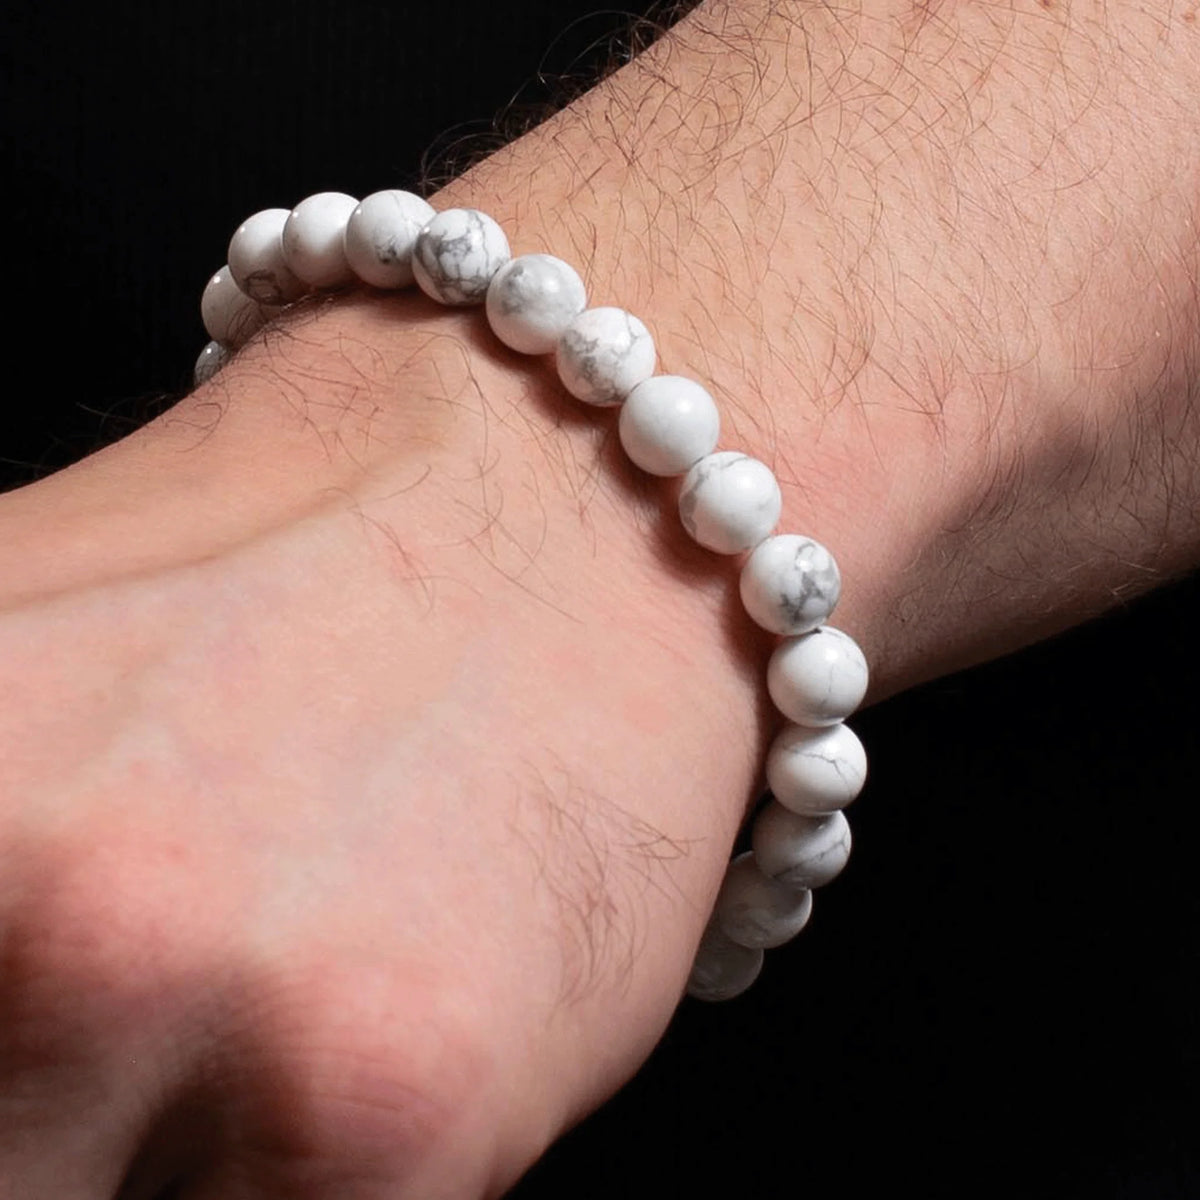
[{"left": 1, "top": 1, "right": 1198, "bottom": 1196}]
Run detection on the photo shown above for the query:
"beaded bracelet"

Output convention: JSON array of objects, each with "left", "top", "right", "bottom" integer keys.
[{"left": 194, "top": 190, "right": 870, "bottom": 1002}]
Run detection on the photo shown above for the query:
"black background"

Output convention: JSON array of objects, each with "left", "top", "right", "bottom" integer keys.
[{"left": 3, "top": 3, "right": 1198, "bottom": 1196}]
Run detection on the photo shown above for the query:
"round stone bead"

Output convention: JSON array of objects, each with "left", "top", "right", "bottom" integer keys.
[
  {"left": 618, "top": 375, "right": 721, "bottom": 476},
  {"left": 678, "top": 451, "right": 782, "bottom": 554},
  {"left": 739, "top": 533, "right": 841, "bottom": 636},
  {"left": 485, "top": 254, "right": 587, "bottom": 354},
  {"left": 751, "top": 803, "right": 852, "bottom": 891},
  {"left": 766, "top": 722, "right": 867, "bottom": 815},
  {"left": 686, "top": 921, "right": 764, "bottom": 1002},
  {"left": 767, "top": 626, "right": 869, "bottom": 727},
  {"left": 193, "top": 340, "right": 229, "bottom": 386},
  {"left": 714, "top": 852, "right": 814, "bottom": 950},
  {"left": 413, "top": 208, "right": 511, "bottom": 306},
  {"left": 227, "top": 207, "right": 305, "bottom": 305},
  {"left": 344, "top": 189, "right": 436, "bottom": 289},
  {"left": 200, "top": 265, "right": 266, "bottom": 348},
  {"left": 556, "top": 307, "right": 656, "bottom": 406},
  {"left": 281, "top": 192, "right": 359, "bottom": 289}
]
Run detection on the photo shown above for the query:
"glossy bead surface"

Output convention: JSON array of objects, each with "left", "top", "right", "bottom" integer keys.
[
  {"left": 739, "top": 534, "right": 841, "bottom": 636},
  {"left": 766, "top": 722, "right": 867, "bottom": 815},
  {"left": 485, "top": 253, "right": 587, "bottom": 354},
  {"left": 678, "top": 451, "right": 782, "bottom": 554},
  {"left": 714, "top": 852, "right": 813, "bottom": 950},
  {"left": 413, "top": 208, "right": 511, "bottom": 305},
  {"left": 686, "top": 921, "right": 764, "bottom": 1002},
  {"left": 193, "top": 340, "right": 229, "bottom": 385},
  {"left": 752, "top": 804, "right": 852, "bottom": 890},
  {"left": 200, "top": 265, "right": 265, "bottom": 347},
  {"left": 556, "top": 306, "right": 656, "bottom": 406},
  {"left": 281, "top": 192, "right": 359, "bottom": 289},
  {"left": 227, "top": 207, "right": 304, "bottom": 304},
  {"left": 344, "top": 189, "right": 435, "bottom": 289},
  {"left": 618, "top": 375, "right": 720, "bottom": 476},
  {"left": 767, "top": 626, "right": 869, "bottom": 727}
]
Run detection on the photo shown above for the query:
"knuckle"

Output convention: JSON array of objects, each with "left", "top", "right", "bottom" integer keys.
[
  {"left": 217, "top": 959, "right": 494, "bottom": 1182},
  {"left": 0, "top": 830, "right": 199, "bottom": 1071}
]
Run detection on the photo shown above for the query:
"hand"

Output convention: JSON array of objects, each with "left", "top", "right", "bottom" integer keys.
[{"left": 0, "top": 297, "right": 771, "bottom": 1196}]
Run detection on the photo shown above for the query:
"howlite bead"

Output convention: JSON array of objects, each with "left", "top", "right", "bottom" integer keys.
[
  {"left": 228, "top": 207, "right": 304, "bottom": 305},
  {"left": 686, "top": 921, "right": 765, "bottom": 1001},
  {"left": 193, "top": 340, "right": 229, "bottom": 385},
  {"left": 486, "top": 253, "right": 587, "bottom": 354},
  {"left": 618, "top": 375, "right": 720, "bottom": 476},
  {"left": 715, "top": 852, "right": 814, "bottom": 950},
  {"left": 556, "top": 306, "right": 656, "bottom": 406},
  {"left": 200, "top": 266, "right": 265, "bottom": 348},
  {"left": 765, "top": 722, "right": 867, "bottom": 815},
  {"left": 413, "top": 208, "right": 511, "bottom": 306},
  {"left": 752, "top": 805, "right": 852, "bottom": 890},
  {"left": 344, "top": 190, "right": 436, "bottom": 289},
  {"left": 739, "top": 534, "right": 841, "bottom": 636},
  {"left": 767, "top": 626, "right": 868, "bottom": 727},
  {"left": 678, "top": 451, "right": 782, "bottom": 554}
]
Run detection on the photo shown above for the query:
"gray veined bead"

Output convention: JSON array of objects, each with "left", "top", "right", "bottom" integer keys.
[
  {"left": 200, "top": 265, "right": 267, "bottom": 347},
  {"left": 752, "top": 803, "right": 852, "bottom": 890},
  {"left": 344, "top": 190, "right": 436, "bottom": 289},
  {"left": 766, "top": 626, "right": 868, "bottom": 727},
  {"left": 765, "top": 721, "right": 867, "bottom": 815},
  {"left": 556, "top": 306, "right": 656, "bottom": 405},
  {"left": 678, "top": 451, "right": 782, "bottom": 554},
  {"left": 686, "top": 921, "right": 765, "bottom": 1002},
  {"left": 413, "top": 208, "right": 511, "bottom": 306},
  {"left": 739, "top": 533, "right": 841, "bottom": 636},
  {"left": 714, "top": 851, "right": 814, "bottom": 949},
  {"left": 486, "top": 253, "right": 587, "bottom": 354},
  {"left": 228, "top": 207, "right": 305, "bottom": 305}
]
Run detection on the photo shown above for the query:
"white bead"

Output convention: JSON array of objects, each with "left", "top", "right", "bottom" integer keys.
[
  {"left": 344, "top": 190, "right": 435, "bottom": 289},
  {"left": 193, "top": 340, "right": 229, "bottom": 385},
  {"left": 281, "top": 192, "right": 359, "bottom": 289},
  {"left": 678, "top": 451, "right": 782, "bottom": 554},
  {"left": 413, "top": 208, "right": 511, "bottom": 306},
  {"left": 767, "top": 626, "right": 869, "bottom": 727},
  {"left": 485, "top": 254, "right": 587, "bottom": 354},
  {"left": 714, "top": 852, "right": 813, "bottom": 950},
  {"left": 200, "top": 265, "right": 266, "bottom": 347},
  {"left": 739, "top": 534, "right": 841, "bottom": 636},
  {"left": 766, "top": 722, "right": 867, "bottom": 815},
  {"left": 686, "top": 921, "right": 764, "bottom": 1002},
  {"left": 752, "top": 804, "right": 852, "bottom": 890},
  {"left": 556, "top": 307, "right": 656, "bottom": 406},
  {"left": 618, "top": 375, "right": 721, "bottom": 476},
  {"left": 227, "top": 207, "right": 305, "bottom": 304}
]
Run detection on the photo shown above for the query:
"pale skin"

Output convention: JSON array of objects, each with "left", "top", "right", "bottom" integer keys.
[{"left": 1, "top": 1, "right": 1198, "bottom": 1196}]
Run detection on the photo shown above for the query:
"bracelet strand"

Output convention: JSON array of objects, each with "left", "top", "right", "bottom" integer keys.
[{"left": 194, "top": 189, "right": 870, "bottom": 1002}]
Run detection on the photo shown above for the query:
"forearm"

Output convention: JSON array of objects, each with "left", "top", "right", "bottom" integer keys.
[
  {"left": 7, "top": 2, "right": 1199, "bottom": 686},
  {"left": 439, "top": 0, "right": 1200, "bottom": 684}
]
